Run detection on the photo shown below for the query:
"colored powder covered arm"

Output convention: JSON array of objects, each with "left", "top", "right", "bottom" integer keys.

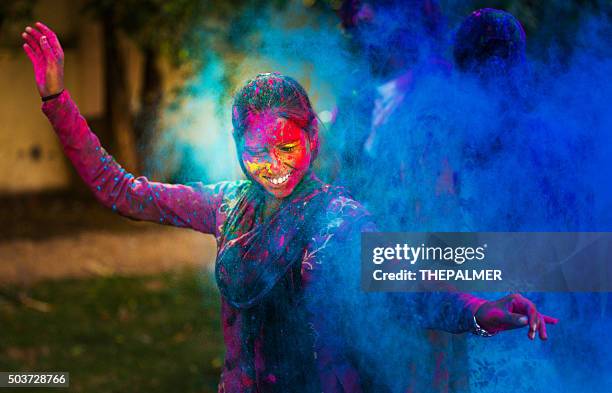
[
  {"left": 386, "top": 270, "right": 487, "bottom": 333},
  {"left": 302, "top": 192, "right": 486, "bottom": 340},
  {"left": 409, "top": 290, "right": 487, "bottom": 334},
  {"left": 42, "top": 90, "right": 222, "bottom": 234}
]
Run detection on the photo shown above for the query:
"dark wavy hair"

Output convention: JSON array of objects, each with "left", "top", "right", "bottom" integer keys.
[{"left": 231, "top": 73, "right": 320, "bottom": 160}]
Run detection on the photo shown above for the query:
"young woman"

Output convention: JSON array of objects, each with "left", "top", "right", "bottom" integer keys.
[{"left": 22, "top": 22, "right": 557, "bottom": 393}]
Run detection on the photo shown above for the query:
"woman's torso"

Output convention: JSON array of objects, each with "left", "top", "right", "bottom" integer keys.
[{"left": 211, "top": 177, "right": 372, "bottom": 393}]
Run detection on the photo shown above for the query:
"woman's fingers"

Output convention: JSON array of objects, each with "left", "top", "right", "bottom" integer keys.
[
  {"left": 35, "top": 22, "right": 55, "bottom": 40},
  {"left": 22, "top": 43, "right": 39, "bottom": 65},
  {"left": 510, "top": 294, "right": 538, "bottom": 339},
  {"left": 22, "top": 32, "right": 41, "bottom": 54},
  {"left": 542, "top": 314, "right": 558, "bottom": 324},
  {"left": 25, "top": 26, "right": 54, "bottom": 59},
  {"left": 502, "top": 312, "right": 528, "bottom": 330},
  {"left": 527, "top": 304, "right": 539, "bottom": 340},
  {"left": 538, "top": 314, "right": 548, "bottom": 340},
  {"left": 25, "top": 26, "right": 43, "bottom": 41},
  {"left": 35, "top": 22, "right": 63, "bottom": 59},
  {"left": 497, "top": 294, "right": 557, "bottom": 340},
  {"left": 39, "top": 36, "right": 56, "bottom": 61},
  {"left": 21, "top": 33, "right": 42, "bottom": 58}
]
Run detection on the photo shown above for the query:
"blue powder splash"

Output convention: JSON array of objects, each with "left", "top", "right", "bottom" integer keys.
[{"left": 151, "top": 1, "right": 612, "bottom": 391}]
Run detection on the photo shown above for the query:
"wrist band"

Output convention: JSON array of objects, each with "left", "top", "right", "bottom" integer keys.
[{"left": 42, "top": 90, "right": 63, "bottom": 102}]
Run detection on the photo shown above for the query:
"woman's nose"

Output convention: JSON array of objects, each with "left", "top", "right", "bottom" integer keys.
[{"left": 268, "top": 152, "right": 282, "bottom": 172}]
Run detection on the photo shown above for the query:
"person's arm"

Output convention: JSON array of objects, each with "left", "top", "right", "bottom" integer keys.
[
  {"left": 302, "top": 195, "right": 483, "bottom": 335},
  {"left": 302, "top": 194, "right": 557, "bottom": 341},
  {"left": 43, "top": 90, "right": 224, "bottom": 232},
  {"left": 413, "top": 291, "right": 559, "bottom": 340},
  {"left": 22, "top": 22, "right": 222, "bottom": 233},
  {"left": 403, "top": 290, "right": 487, "bottom": 334}
]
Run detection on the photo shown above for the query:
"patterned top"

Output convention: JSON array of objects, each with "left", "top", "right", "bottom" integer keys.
[{"left": 42, "top": 90, "right": 486, "bottom": 393}]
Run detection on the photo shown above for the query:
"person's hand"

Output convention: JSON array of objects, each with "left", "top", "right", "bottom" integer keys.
[
  {"left": 475, "top": 293, "right": 558, "bottom": 340},
  {"left": 21, "top": 22, "right": 64, "bottom": 98}
]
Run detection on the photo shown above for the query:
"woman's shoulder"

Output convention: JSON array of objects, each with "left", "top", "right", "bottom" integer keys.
[
  {"left": 187, "top": 179, "right": 251, "bottom": 200},
  {"left": 301, "top": 184, "right": 376, "bottom": 276},
  {"left": 324, "top": 186, "right": 368, "bottom": 216},
  {"left": 185, "top": 180, "right": 252, "bottom": 237},
  {"left": 320, "top": 184, "right": 368, "bottom": 214},
  {"left": 315, "top": 184, "right": 376, "bottom": 239}
]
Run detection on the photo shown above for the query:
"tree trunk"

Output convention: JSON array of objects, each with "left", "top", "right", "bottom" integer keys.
[
  {"left": 134, "top": 45, "right": 163, "bottom": 177},
  {"left": 102, "top": 10, "right": 139, "bottom": 174}
]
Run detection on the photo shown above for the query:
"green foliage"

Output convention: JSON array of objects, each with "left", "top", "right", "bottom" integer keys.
[{"left": 0, "top": 268, "right": 224, "bottom": 393}]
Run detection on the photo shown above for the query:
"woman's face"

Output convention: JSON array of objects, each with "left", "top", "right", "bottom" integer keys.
[{"left": 240, "top": 111, "right": 313, "bottom": 199}]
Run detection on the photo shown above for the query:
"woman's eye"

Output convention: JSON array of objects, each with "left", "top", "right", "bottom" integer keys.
[{"left": 278, "top": 145, "right": 296, "bottom": 152}]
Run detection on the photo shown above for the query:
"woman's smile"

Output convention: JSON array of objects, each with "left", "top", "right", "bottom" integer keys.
[{"left": 264, "top": 170, "right": 292, "bottom": 186}]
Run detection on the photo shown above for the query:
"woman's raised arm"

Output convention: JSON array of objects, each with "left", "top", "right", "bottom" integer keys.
[{"left": 22, "top": 22, "right": 222, "bottom": 234}]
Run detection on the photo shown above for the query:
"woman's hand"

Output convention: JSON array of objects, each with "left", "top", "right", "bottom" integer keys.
[
  {"left": 475, "top": 293, "right": 558, "bottom": 340},
  {"left": 21, "top": 22, "right": 64, "bottom": 98}
]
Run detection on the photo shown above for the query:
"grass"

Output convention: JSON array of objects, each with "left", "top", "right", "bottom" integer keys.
[{"left": 0, "top": 267, "right": 225, "bottom": 393}]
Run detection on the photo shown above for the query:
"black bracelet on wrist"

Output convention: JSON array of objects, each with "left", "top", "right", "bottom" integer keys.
[{"left": 42, "top": 90, "right": 64, "bottom": 102}]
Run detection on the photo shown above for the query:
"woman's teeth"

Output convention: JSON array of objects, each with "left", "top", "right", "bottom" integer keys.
[{"left": 268, "top": 172, "right": 291, "bottom": 185}]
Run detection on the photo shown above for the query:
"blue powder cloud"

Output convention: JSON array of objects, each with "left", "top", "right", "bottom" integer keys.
[{"left": 153, "top": 1, "right": 612, "bottom": 391}]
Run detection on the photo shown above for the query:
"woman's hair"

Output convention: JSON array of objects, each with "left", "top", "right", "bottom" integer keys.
[{"left": 231, "top": 73, "right": 319, "bottom": 159}]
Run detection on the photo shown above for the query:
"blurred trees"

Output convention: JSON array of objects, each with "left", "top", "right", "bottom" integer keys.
[
  {"left": 79, "top": 0, "right": 610, "bottom": 177},
  {"left": 0, "top": 1, "right": 36, "bottom": 32},
  {"left": 82, "top": 0, "right": 284, "bottom": 175},
  {"left": 5, "top": 0, "right": 608, "bottom": 176},
  {"left": 0, "top": 0, "right": 36, "bottom": 43},
  {"left": 84, "top": 0, "right": 202, "bottom": 174}
]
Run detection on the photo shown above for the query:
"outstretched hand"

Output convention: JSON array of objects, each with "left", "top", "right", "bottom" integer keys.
[
  {"left": 475, "top": 293, "right": 558, "bottom": 340},
  {"left": 21, "top": 22, "right": 64, "bottom": 98}
]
